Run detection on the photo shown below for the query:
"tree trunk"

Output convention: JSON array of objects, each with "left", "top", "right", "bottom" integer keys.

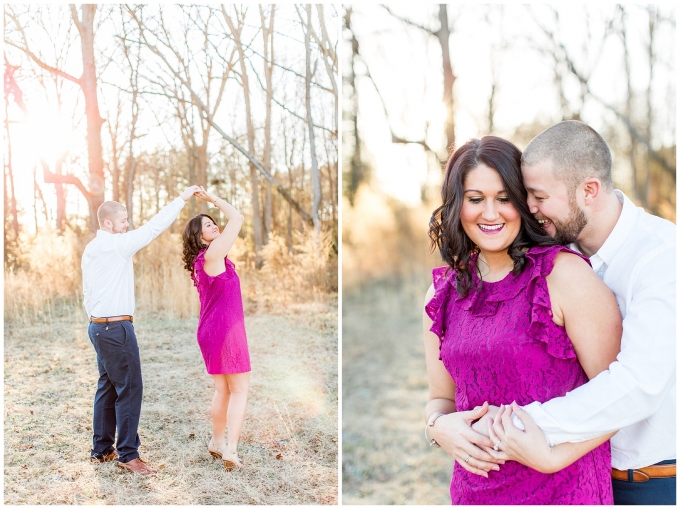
[
  {"left": 260, "top": 6, "right": 275, "bottom": 242},
  {"left": 54, "top": 154, "right": 67, "bottom": 232},
  {"left": 437, "top": 5, "right": 455, "bottom": 152},
  {"left": 643, "top": 6, "right": 656, "bottom": 209},
  {"left": 196, "top": 136, "right": 209, "bottom": 214},
  {"left": 304, "top": 5, "right": 322, "bottom": 237},
  {"left": 72, "top": 5, "right": 106, "bottom": 232},
  {"left": 224, "top": 10, "right": 264, "bottom": 266},
  {"left": 619, "top": 7, "right": 640, "bottom": 203},
  {"left": 125, "top": 157, "right": 136, "bottom": 225},
  {"left": 345, "top": 8, "right": 365, "bottom": 206},
  {"left": 4, "top": 93, "right": 20, "bottom": 241}
]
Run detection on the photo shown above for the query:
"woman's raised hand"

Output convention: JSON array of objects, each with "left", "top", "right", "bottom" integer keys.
[{"left": 194, "top": 186, "right": 218, "bottom": 203}]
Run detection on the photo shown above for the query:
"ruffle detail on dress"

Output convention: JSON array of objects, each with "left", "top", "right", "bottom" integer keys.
[
  {"left": 524, "top": 245, "right": 590, "bottom": 360},
  {"left": 425, "top": 266, "right": 455, "bottom": 342},
  {"left": 192, "top": 249, "right": 236, "bottom": 287}
]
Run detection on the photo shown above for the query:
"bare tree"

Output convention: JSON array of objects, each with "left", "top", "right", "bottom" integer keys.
[
  {"left": 259, "top": 5, "right": 275, "bottom": 242},
  {"left": 127, "top": 6, "right": 314, "bottom": 228},
  {"left": 299, "top": 5, "right": 322, "bottom": 237},
  {"left": 383, "top": 5, "right": 456, "bottom": 151},
  {"left": 4, "top": 60, "right": 21, "bottom": 242},
  {"left": 223, "top": 6, "right": 265, "bottom": 265},
  {"left": 342, "top": 8, "right": 366, "bottom": 205},
  {"left": 5, "top": 5, "right": 107, "bottom": 232},
  {"left": 529, "top": 6, "right": 674, "bottom": 182}
]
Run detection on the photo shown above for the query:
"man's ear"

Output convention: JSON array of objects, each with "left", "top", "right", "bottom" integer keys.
[
  {"left": 102, "top": 219, "right": 112, "bottom": 230},
  {"left": 581, "top": 178, "right": 601, "bottom": 206}
]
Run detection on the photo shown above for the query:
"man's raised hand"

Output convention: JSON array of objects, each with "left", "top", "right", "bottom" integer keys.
[{"left": 180, "top": 185, "right": 202, "bottom": 202}]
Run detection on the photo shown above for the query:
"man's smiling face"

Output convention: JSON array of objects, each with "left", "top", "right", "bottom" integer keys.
[{"left": 522, "top": 159, "right": 587, "bottom": 245}]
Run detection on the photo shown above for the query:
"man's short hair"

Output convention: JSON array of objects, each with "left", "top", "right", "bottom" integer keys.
[
  {"left": 521, "top": 120, "right": 613, "bottom": 193},
  {"left": 97, "top": 201, "right": 126, "bottom": 227}
]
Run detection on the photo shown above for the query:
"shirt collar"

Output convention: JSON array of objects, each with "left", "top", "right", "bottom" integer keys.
[
  {"left": 591, "top": 189, "right": 636, "bottom": 267},
  {"left": 96, "top": 229, "right": 111, "bottom": 237},
  {"left": 568, "top": 190, "right": 635, "bottom": 272}
]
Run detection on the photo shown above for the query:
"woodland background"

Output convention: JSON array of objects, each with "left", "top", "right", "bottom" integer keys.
[
  {"left": 4, "top": 4, "right": 338, "bottom": 504},
  {"left": 341, "top": 4, "right": 675, "bottom": 504}
]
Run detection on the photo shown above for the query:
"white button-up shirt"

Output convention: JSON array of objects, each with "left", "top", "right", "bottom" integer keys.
[
  {"left": 82, "top": 197, "right": 185, "bottom": 318},
  {"left": 522, "top": 190, "right": 676, "bottom": 469}
]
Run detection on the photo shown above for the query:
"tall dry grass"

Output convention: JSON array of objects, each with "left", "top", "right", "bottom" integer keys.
[
  {"left": 4, "top": 224, "right": 338, "bottom": 504},
  {"left": 4, "top": 226, "right": 338, "bottom": 325},
  {"left": 341, "top": 186, "right": 441, "bottom": 289},
  {"left": 342, "top": 185, "right": 450, "bottom": 504}
]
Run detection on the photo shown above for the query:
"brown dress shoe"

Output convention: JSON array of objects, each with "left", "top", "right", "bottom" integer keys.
[
  {"left": 116, "top": 458, "right": 157, "bottom": 475},
  {"left": 90, "top": 450, "right": 119, "bottom": 463}
]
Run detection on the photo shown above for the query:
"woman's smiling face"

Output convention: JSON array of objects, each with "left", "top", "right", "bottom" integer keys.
[
  {"left": 201, "top": 216, "right": 220, "bottom": 244},
  {"left": 460, "top": 163, "right": 521, "bottom": 254}
]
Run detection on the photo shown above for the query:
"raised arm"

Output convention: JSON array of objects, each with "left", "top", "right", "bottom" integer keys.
[
  {"left": 423, "top": 285, "right": 503, "bottom": 478},
  {"left": 116, "top": 185, "right": 199, "bottom": 259},
  {"left": 195, "top": 187, "right": 244, "bottom": 267}
]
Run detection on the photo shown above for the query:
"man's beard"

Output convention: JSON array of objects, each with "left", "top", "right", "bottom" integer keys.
[{"left": 552, "top": 201, "right": 587, "bottom": 245}]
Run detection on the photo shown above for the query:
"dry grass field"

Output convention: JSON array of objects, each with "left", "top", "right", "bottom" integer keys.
[
  {"left": 4, "top": 301, "right": 337, "bottom": 505},
  {"left": 342, "top": 280, "right": 452, "bottom": 505}
]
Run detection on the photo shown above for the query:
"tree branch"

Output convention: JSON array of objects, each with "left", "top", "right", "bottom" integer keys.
[
  {"left": 245, "top": 56, "right": 335, "bottom": 134},
  {"left": 128, "top": 7, "right": 314, "bottom": 224},
  {"left": 40, "top": 157, "right": 93, "bottom": 199},
  {"left": 382, "top": 5, "right": 436, "bottom": 35},
  {"left": 4, "top": 37, "right": 81, "bottom": 86}
]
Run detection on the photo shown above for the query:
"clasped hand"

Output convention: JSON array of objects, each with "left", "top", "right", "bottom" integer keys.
[
  {"left": 430, "top": 402, "right": 505, "bottom": 478},
  {"left": 471, "top": 402, "right": 556, "bottom": 475},
  {"left": 193, "top": 186, "right": 217, "bottom": 202}
]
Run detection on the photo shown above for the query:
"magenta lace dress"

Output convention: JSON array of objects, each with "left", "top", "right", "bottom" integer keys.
[
  {"left": 191, "top": 249, "right": 251, "bottom": 375},
  {"left": 426, "top": 245, "right": 613, "bottom": 505}
]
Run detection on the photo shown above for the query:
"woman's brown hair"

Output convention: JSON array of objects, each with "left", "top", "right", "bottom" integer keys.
[
  {"left": 182, "top": 214, "right": 217, "bottom": 273},
  {"left": 428, "top": 136, "right": 557, "bottom": 297}
]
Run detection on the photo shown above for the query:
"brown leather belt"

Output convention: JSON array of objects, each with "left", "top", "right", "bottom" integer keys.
[
  {"left": 90, "top": 315, "right": 133, "bottom": 324},
  {"left": 612, "top": 464, "right": 676, "bottom": 482}
]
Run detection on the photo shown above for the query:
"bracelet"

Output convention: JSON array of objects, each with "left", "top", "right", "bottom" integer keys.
[{"left": 425, "top": 411, "right": 447, "bottom": 447}]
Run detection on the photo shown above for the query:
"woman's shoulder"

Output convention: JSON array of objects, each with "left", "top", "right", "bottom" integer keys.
[{"left": 526, "top": 245, "right": 591, "bottom": 277}]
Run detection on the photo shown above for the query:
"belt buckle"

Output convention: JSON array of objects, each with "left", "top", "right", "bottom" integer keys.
[{"left": 633, "top": 469, "right": 651, "bottom": 482}]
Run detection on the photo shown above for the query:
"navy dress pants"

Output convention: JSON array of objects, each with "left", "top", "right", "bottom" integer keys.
[
  {"left": 88, "top": 320, "right": 142, "bottom": 464},
  {"left": 613, "top": 460, "right": 676, "bottom": 505}
]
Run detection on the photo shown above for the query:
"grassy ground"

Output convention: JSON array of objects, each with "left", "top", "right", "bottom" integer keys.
[
  {"left": 4, "top": 301, "right": 338, "bottom": 505},
  {"left": 342, "top": 280, "right": 452, "bottom": 505}
]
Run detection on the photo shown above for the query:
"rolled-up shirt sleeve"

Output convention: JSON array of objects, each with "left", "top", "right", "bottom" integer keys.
[
  {"left": 114, "top": 197, "right": 185, "bottom": 260},
  {"left": 521, "top": 246, "right": 676, "bottom": 446}
]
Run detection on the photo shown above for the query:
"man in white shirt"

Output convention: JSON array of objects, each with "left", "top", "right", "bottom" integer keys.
[
  {"left": 467, "top": 121, "right": 675, "bottom": 504},
  {"left": 82, "top": 185, "right": 199, "bottom": 475}
]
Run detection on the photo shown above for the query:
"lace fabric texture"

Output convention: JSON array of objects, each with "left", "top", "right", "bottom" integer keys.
[
  {"left": 192, "top": 249, "right": 251, "bottom": 374},
  {"left": 426, "top": 245, "right": 613, "bottom": 505}
]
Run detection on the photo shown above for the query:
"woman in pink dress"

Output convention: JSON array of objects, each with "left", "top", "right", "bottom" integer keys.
[
  {"left": 424, "top": 136, "right": 622, "bottom": 504},
  {"left": 182, "top": 187, "right": 250, "bottom": 470}
]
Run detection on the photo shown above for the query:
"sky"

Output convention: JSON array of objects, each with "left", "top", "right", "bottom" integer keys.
[
  {"left": 347, "top": 4, "right": 675, "bottom": 206},
  {"left": 5, "top": 4, "right": 338, "bottom": 232}
]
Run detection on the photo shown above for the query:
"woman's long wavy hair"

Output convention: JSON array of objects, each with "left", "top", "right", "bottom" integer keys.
[
  {"left": 182, "top": 214, "right": 217, "bottom": 273},
  {"left": 428, "top": 136, "right": 557, "bottom": 297}
]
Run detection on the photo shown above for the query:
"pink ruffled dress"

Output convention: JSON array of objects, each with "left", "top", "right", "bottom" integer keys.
[
  {"left": 191, "top": 249, "right": 251, "bottom": 375},
  {"left": 426, "top": 245, "right": 613, "bottom": 505}
]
